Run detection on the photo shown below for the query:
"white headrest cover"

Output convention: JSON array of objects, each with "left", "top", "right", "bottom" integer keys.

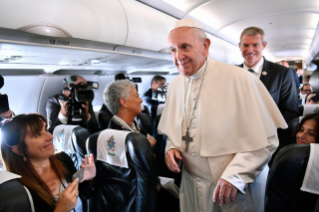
[
  {"left": 303, "top": 104, "right": 319, "bottom": 116},
  {"left": 53, "top": 125, "right": 79, "bottom": 154},
  {"left": 0, "top": 170, "right": 21, "bottom": 185},
  {"left": 96, "top": 129, "right": 130, "bottom": 168},
  {"left": 301, "top": 143, "right": 319, "bottom": 194},
  {"left": 157, "top": 104, "right": 165, "bottom": 117}
]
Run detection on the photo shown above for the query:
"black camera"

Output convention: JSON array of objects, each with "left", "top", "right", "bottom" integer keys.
[
  {"left": 0, "top": 94, "right": 9, "bottom": 114},
  {"left": 58, "top": 75, "right": 99, "bottom": 125},
  {"left": 155, "top": 85, "right": 167, "bottom": 102}
]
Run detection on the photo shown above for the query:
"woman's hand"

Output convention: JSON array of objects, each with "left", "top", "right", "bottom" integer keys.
[
  {"left": 147, "top": 134, "right": 157, "bottom": 147},
  {"left": 54, "top": 178, "right": 79, "bottom": 212},
  {"left": 80, "top": 154, "right": 96, "bottom": 182}
]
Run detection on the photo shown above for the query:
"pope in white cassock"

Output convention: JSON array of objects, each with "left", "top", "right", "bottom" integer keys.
[{"left": 158, "top": 18, "right": 288, "bottom": 211}]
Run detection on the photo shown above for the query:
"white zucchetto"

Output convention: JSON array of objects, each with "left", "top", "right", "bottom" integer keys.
[{"left": 170, "top": 18, "right": 203, "bottom": 32}]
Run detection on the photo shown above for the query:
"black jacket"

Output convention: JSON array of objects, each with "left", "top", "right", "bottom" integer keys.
[
  {"left": 46, "top": 94, "right": 99, "bottom": 134},
  {"left": 239, "top": 58, "right": 299, "bottom": 123}
]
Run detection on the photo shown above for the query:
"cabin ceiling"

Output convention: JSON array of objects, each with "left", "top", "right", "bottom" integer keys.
[
  {"left": 138, "top": 0, "right": 319, "bottom": 62},
  {"left": 0, "top": 0, "right": 318, "bottom": 75}
]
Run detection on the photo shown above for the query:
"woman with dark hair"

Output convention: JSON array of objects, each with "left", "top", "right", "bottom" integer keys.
[
  {"left": 296, "top": 113, "right": 319, "bottom": 144},
  {"left": 0, "top": 113, "right": 96, "bottom": 212}
]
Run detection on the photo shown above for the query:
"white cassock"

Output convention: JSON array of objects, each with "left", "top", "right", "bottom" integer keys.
[{"left": 158, "top": 57, "right": 287, "bottom": 212}]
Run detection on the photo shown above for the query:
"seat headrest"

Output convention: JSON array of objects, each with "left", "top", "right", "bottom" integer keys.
[
  {"left": 0, "top": 170, "right": 21, "bottom": 185},
  {"left": 96, "top": 129, "right": 130, "bottom": 168},
  {"left": 301, "top": 143, "right": 319, "bottom": 194},
  {"left": 53, "top": 125, "right": 79, "bottom": 153},
  {"left": 302, "top": 104, "right": 319, "bottom": 116},
  {"left": 156, "top": 104, "right": 165, "bottom": 117}
]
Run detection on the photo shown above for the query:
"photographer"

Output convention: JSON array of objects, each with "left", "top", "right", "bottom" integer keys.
[
  {"left": 0, "top": 75, "right": 14, "bottom": 122},
  {"left": 46, "top": 75, "right": 99, "bottom": 134},
  {"left": 142, "top": 75, "right": 166, "bottom": 112}
]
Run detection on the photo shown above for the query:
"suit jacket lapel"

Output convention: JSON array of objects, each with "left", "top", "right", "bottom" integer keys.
[{"left": 259, "top": 57, "right": 269, "bottom": 82}]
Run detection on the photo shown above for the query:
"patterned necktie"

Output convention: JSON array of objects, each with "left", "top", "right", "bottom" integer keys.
[{"left": 248, "top": 69, "right": 254, "bottom": 73}]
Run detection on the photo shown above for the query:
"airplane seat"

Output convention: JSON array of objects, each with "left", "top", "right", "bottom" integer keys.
[
  {"left": 52, "top": 125, "right": 90, "bottom": 170},
  {"left": 153, "top": 114, "right": 181, "bottom": 187},
  {"left": 86, "top": 129, "right": 157, "bottom": 212},
  {"left": 136, "top": 112, "right": 153, "bottom": 136},
  {"left": 265, "top": 144, "right": 319, "bottom": 212},
  {"left": 98, "top": 104, "right": 113, "bottom": 130},
  {"left": 313, "top": 198, "right": 319, "bottom": 212},
  {"left": 151, "top": 105, "right": 158, "bottom": 125},
  {"left": 298, "top": 105, "right": 304, "bottom": 116},
  {"left": 279, "top": 117, "right": 300, "bottom": 148},
  {"left": 315, "top": 197, "right": 319, "bottom": 212},
  {"left": 141, "top": 104, "right": 150, "bottom": 117},
  {"left": 0, "top": 171, "right": 33, "bottom": 212},
  {"left": 150, "top": 104, "right": 165, "bottom": 136},
  {"left": 299, "top": 105, "right": 319, "bottom": 117}
]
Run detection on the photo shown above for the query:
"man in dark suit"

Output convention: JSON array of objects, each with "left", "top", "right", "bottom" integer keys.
[
  {"left": 142, "top": 75, "right": 166, "bottom": 112},
  {"left": 238, "top": 27, "right": 298, "bottom": 123},
  {"left": 0, "top": 75, "right": 14, "bottom": 122},
  {"left": 46, "top": 75, "right": 99, "bottom": 134}
]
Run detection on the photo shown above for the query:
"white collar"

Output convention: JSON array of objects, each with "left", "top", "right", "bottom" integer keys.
[
  {"left": 243, "top": 57, "right": 264, "bottom": 74},
  {"left": 113, "top": 115, "right": 140, "bottom": 133},
  {"left": 189, "top": 57, "right": 208, "bottom": 80}
]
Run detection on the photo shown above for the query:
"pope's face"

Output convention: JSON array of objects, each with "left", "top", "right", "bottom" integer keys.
[
  {"left": 168, "top": 27, "right": 210, "bottom": 77},
  {"left": 239, "top": 34, "right": 267, "bottom": 68}
]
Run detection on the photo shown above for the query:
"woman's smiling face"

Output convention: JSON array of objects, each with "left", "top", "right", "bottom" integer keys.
[{"left": 296, "top": 119, "right": 317, "bottom": 144}]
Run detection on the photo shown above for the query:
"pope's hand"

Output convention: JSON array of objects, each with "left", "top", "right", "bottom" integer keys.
[
  {"left": 213, "top": 178, "right": 237, "bottom": 206},
  {"left": 165, "top": 149, "right": 182, "bottom": 173}
]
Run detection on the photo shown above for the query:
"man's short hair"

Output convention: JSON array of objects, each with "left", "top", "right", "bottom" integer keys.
[
  {"left": 103, "top": 79, "right": 136, "bottom": 114},
  {"left": 240, "top": 27, "right": 266, "bottom": 44},
  {"left": 114, "top": 73, "right": 128, "bottom": 81},
  {"left": 151, "top": 75, "right": 166, "bottom": 84},
  {"left": 301, "top": 82, "right": 312, "bottom": 91}
]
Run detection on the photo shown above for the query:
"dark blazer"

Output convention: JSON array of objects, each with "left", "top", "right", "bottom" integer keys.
[
  {"left": 46, "top": 94, "right": 99, "bottom": 134},
  {"left": 239, "top": 58, "right": 299, "bottom": 123}
]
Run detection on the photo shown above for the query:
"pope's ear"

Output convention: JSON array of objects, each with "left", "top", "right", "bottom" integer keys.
[
  {"left": 203, "top": 38, "right": 211, "bottom": 55},
  {"left": 11, "top": 145, "right": 24, "bottom": 157}
]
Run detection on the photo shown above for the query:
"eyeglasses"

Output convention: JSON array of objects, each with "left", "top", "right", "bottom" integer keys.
[{"left": 303, "top": 89, "right": 312, "bottom": 92}]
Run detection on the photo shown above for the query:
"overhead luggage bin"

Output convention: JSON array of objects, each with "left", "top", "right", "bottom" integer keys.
[{"left": 0, "top": 0, "right": 128, "bottom": 45}]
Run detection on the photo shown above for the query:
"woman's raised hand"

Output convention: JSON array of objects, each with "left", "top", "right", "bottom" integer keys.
[
  {"left": 54, "top": 178, "right": 79, "bottom": 212},
  {"left": 80, "top": 154, "right": 96, "bottom": 182}
]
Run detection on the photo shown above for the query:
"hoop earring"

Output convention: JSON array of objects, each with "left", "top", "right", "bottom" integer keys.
[{"left": 23, "top": 157, "right": 27, "bottom": 162}]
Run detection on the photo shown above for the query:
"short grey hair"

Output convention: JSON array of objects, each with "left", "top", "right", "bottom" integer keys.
[{"left": 103, "top": 79, "right": 136, "bottom": 114}]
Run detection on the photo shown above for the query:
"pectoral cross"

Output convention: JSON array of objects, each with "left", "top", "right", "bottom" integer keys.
[{"left": 182, "top": 130, "right": 193, "bottom": 152}]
